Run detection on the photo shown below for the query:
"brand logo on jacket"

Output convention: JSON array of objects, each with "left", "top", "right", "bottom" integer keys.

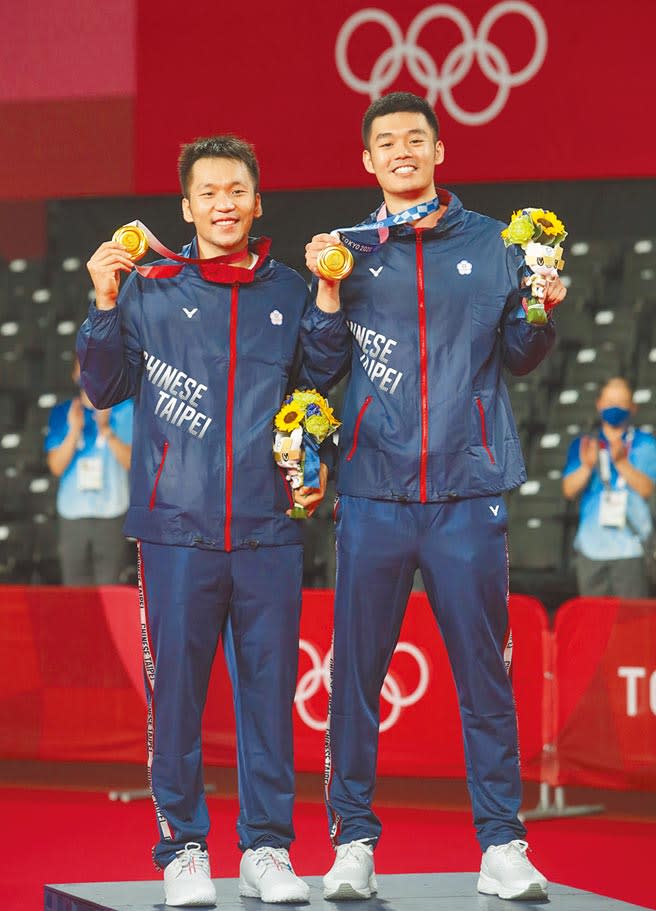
[
  {"left": 369, "top": 266, "right": 383, "bottom": 278},
  {"left": 457, "top": 260, "right": 473, "bottom": 275},
  {"left": 270, "top": 309, "right": 283, "bottom": 325},
  {"left": 489, "top": 504, "right": 500, "bottom": 516},
  {"left": 295, "top": 639, "right": 429, "bottom": 731},
  {"left": 182, "top": 307, "right": 198, "bottom": 319},
  {"left": 336, "top": 3, "right": 547, "bottom": 126}
]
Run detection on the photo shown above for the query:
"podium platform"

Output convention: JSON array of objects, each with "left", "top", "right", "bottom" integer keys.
[{"left": 44, "top": 873, "right": 653, "bottom": 910}]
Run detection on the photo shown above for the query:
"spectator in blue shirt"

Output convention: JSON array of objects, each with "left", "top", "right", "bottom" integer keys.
[
  {"left": 45, "top": 357, "right": 133, "bottom": 585},
  {"left": 562, "top": 377, "right": 656, "bottom": 597}
]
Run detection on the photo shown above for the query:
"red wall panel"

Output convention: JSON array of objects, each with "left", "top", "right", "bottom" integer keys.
[
  {"left": 135, "top": 0, "right": 655, "bottom": 194},
  {"left": 0, "top": 99, "right": 134, "bottom": 201}
]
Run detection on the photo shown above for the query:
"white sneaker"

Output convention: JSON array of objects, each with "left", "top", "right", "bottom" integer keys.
[
  {"left": 477, "top": 839, "right": 548, "bottom": 900},
  {"left": 163, "top": 842, "right": 216, "bottom": 907},
  {"left": 239, "top": 846, "right": 310, "bottom": 903},
  {"left": 323, "top": 839, "right": 377, "bottom": 900}
]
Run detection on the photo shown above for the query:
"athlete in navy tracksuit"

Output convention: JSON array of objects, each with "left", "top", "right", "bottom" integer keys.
[
  {"left": 305, "top": 94, "right": 565, "bottom": 901},
  {"left": 78, "top": 139, "right": 346, "bottom": 905}
]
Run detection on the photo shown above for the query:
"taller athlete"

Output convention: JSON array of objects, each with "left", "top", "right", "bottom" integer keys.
[
  {"left": 305, "top": 93, "right": 566, "bottom": 902},
  {"left": 79, "top": 135, "right": 348, "bottom": 908}
]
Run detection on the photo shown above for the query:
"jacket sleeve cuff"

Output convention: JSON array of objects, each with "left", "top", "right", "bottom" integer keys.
[{"left": 88, "top": 301, "right": 121, "bottom": 323}]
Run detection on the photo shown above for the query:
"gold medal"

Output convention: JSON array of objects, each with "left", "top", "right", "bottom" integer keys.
[
  {"left": 316, "top": 243, "right": 354, "bottom": 281},
  {"left": 112, "top": 225, "right": 149, "bottom": 261}
]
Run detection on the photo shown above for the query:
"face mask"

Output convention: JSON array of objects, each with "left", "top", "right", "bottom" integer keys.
[{"left": 599, "top": 406, "right": 631, "bottom": 427}]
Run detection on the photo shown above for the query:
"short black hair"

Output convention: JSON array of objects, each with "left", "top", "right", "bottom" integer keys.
[
  {"left": 362, "top": 92, "right": 440, "bottom": 150},
  {"left": 178, "top": 135, "right": 260, "bottom": 196}
]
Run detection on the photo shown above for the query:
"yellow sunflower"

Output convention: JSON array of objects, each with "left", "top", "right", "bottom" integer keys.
[
  {"left": 319, "top": 402, "right": 341, "bottom": 428},
  {"left": 275, "top": 403, "right": 303, "bottom": 431},
  {"left": 530, "top": 209, "right": 566, "bottom": 238}
]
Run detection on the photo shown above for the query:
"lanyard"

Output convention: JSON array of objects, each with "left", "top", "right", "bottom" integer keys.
[{"left": 598, "top": 428, "right": 634, "bottom": 489}]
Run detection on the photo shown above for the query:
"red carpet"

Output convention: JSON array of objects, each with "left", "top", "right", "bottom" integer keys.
[{"left": 3, "top": 787, "right": 655, "bottom": 910}]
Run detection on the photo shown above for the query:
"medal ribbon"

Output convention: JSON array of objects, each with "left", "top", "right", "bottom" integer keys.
[
  {"left": 122, "top": 220, "right": 267, "bottom": 283},
  {"left": 331, "top": 196, "right": 442, "bottom": 254}
]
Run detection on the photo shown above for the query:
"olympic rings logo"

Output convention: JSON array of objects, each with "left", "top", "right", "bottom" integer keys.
[
  {"left": 295, "top": 639, "right": 430, "bottom": 732},
  {"left": 335, "top": 2, "right": 547, "bottom": 126}
]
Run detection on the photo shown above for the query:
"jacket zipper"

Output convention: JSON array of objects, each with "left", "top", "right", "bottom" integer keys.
[
  {"left": 475, "top": 397, "right": 495, "bottom": 464},
  {"left": 149, "top": 441, "right": 169, "bottom": 511},
  {"left": 415, "top": 229, "right": 428, "bottom": 503},
  {"left": 224, "top": 284, "right": 239, "bottom": 551},
  {"left": 346, "top": 396, "right": 372, "bottom": 461}
]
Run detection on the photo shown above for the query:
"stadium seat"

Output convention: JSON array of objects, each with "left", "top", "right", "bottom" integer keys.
[
  {"left": 560, "top": 239, "right": 621, "bottom": 308},
  {"left": 44, "top": 322, "right": 78, "bottom": 390},
  {"left": 528, "top": 431, "right": 572, "bottom": 478},
  {"left": 504, "top": 379, "right": 536, "bottom": 428},
  {"left": 0, "top": 472, "right": 31, "bottom": 520},
  {"left": 587, "top": 307, "right": 636, "bottom": 355},
  {"left": 0, "top": 519, "right": 34, "bottom": 582},
  {"left": 31, "top": 514, "right": 61, "bottom": 584},
  {"left": 24, "top": 392, "right": 62, "bottom": 435},
  {"left": 632, "top": 387, "right": 656, "bottom": 432},
  {"left": 548, "top": 385, "right": 599, "bottom": 432},
  {"left": 50, "top": 256, "right": 94, "bottom": 322},
  {"left": 507, "top": 515, "right": 566, "bottom": 572},
  {"left": 635, "top": 346, "right": 656, "bottom": 389},
  {"left": 622, "top": 239, "right": 656, "bottom": 310},
  {"left": 562, "top": 345, "right": 623, "bottom": 386},
  {"left": 28, "top": 474, "right": 57, "bottom": 519},
  {"left": 0, "top": 392, "right": 18, "bottom": 431},
  {"left": 6, "top": 258, "right": 46, "bottom": 310}
]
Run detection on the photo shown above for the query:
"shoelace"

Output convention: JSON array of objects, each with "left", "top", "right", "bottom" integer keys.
[
  {"left": 499, "top": 840, "right": 531, "bottom": 867},
  {"left": 335, "top": 839, "right": 373, "bottom": 862},
  {"left": 175, "top": 842, "right": 210, "bottom": 875},
  {"left": 253, "top": 846, "right": 292, "bottom": 874}
]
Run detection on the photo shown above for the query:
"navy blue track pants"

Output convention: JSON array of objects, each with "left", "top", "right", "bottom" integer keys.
[
  {"left": 326, "top": 495, "right": 526, "bottom": 851},
  {"left": 137, "top": 540, "right": 303, "bottom": 868}
]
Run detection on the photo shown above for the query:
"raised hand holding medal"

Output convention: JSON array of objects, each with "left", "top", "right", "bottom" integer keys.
[
  {"left": 306, "top": 196, "right": 442, "bottom": 283},
  {"left": 112, "top": 224, "right": 149, "bottom": 261},
  {"left": 316, "top": 242, "right": 354, "bottom": 281},
  {"left": 89, "top": 218, "right": 261, "bottom": 311}
]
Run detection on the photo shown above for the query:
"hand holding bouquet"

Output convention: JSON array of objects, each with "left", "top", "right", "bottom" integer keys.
[
  {"left": 273, "top": 389, "right": 340, "bottom": 518},
  {"left": 501, "top": 208, "right": 567, "bottom": 325}
]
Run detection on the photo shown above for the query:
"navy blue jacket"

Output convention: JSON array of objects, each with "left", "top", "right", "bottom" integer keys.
[
  {"left": 319, "top": 191, "right": 556, "bottom": 502},
  {"left": 77, "top": 237, "right": 344, "bottom": 550}
]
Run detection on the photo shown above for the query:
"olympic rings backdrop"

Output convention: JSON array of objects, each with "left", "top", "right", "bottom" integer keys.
[
  {"left": 134, "top": 0, "right": 652, "bottom": 192},
  {"left": 3, "top": 585, "right": 655, "bottom": 789},
  {"left": 2, "top": 0, "right": 654, "bottom": 200}
]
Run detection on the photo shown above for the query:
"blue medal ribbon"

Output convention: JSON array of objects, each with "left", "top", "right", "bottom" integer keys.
[
  {"left": 302, "top": 434, "right": 321, "bottom": 489},
  {"left": 332, "top": 196, "right": 441, "bottom": 254}
]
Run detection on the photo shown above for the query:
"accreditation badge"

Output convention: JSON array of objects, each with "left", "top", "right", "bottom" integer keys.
[
  {"left": 77, "top": 457, "right": 104, "bottom": 491},
  {"left": 599, "top": 489, "right": 628, "bottom": 528}
]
